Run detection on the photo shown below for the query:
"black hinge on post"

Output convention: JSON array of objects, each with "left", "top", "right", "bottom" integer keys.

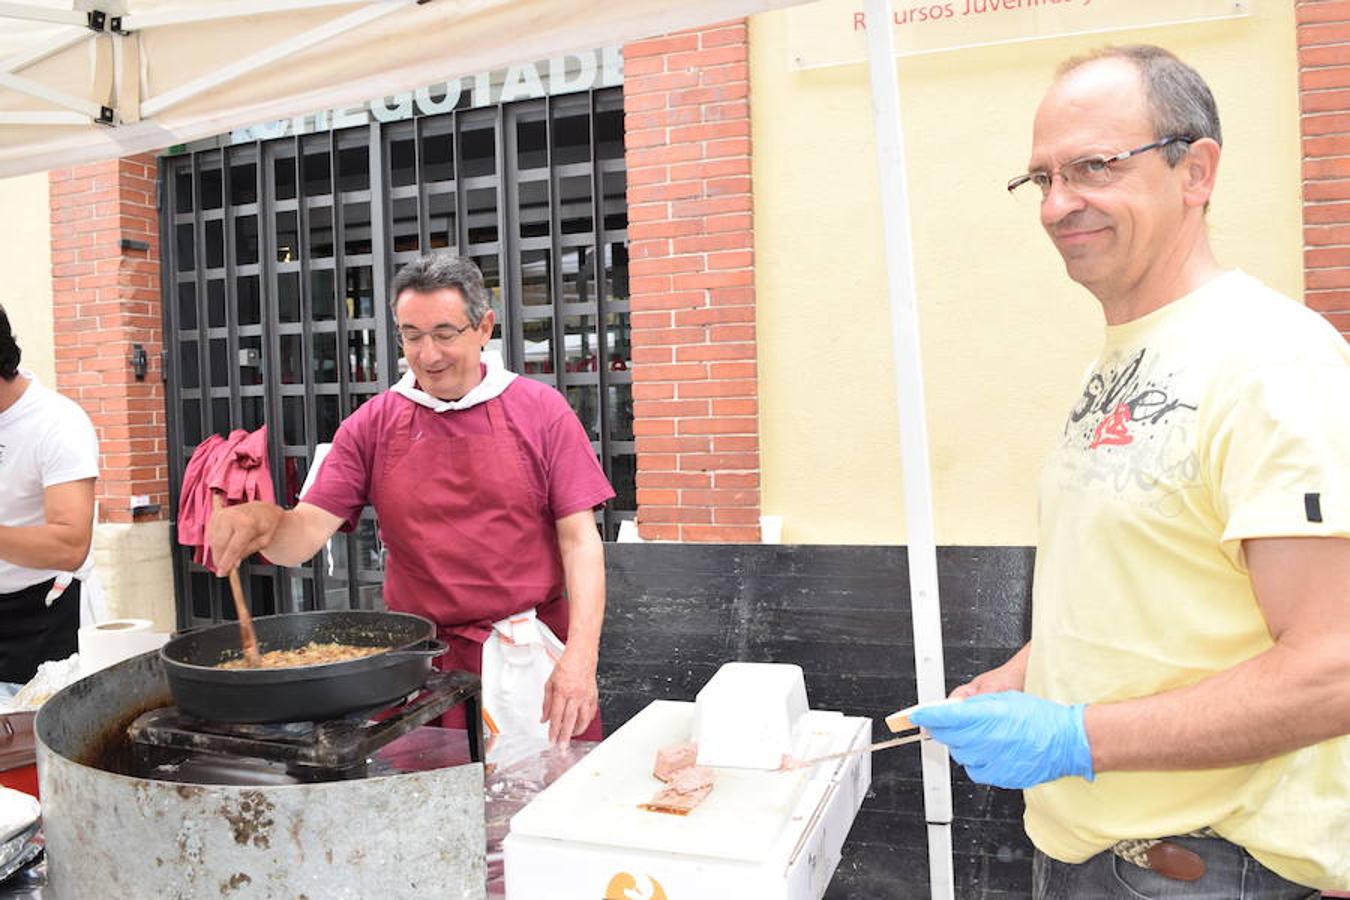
[
  {"left": 86, "top": 9, "right": 128, "bottom": 35},
  {"left": 96, "top": 107, "right": 115, "bottom": 126},
  {"left": 120, "top": 238, "right": 150, "bottom": 252},
  {"left": 160, "top": 349, "right": 169, "bottom": 383}
]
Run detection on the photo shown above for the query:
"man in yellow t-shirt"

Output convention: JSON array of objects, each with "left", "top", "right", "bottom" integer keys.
[{"left": 909, "top": 46, "right": 1349, "bottom": 897}]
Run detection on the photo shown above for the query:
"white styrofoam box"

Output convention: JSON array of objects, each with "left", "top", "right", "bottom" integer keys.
[
  {"left": 503, "top": 700, "right": 871, "bottom": 900},
  {"left": 693, "top": 662, "right": 809, "bottom": 770}
]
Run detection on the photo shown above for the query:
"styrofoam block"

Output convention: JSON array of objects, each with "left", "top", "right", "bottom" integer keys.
[{"left": 694, "top": 662, "right": 809, "bottom": 769}]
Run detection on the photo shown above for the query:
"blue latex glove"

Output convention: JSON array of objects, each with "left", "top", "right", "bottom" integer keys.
[{"left": 908, "top": 691, "right": 1095, "bottom": 789}]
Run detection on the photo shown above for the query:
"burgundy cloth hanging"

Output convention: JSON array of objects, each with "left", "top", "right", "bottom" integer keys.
[{"left": 176, "top": 427, "right": 274, "bottom": 572}]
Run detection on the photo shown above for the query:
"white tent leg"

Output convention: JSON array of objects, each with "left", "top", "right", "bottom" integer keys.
[
  {"left": 114, "top": 32, "right": 141, "bottom": 124},
  {"left": 862, "top": 1, "right": 956, "bottom": 899},
  {"left": 926, "top": 822, "right": 957, "bottom": 900}
]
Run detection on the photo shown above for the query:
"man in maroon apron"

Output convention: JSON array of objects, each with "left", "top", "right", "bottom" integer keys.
[{"left": 208, "top": 255, "right": 614, "bottom": 746}]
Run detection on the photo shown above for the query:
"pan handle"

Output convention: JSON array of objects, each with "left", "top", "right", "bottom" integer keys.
[{"left": 386, "top": 638, "right": 449, "bottom": 661}]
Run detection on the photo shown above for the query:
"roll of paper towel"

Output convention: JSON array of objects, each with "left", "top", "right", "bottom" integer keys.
[{"left": 78, "top": 619, "right": 170, "bottom": 675}]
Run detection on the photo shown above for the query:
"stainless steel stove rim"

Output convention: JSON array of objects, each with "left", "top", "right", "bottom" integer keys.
[{"left": 35, "top": 650, "right": 489, "bottom": 900}]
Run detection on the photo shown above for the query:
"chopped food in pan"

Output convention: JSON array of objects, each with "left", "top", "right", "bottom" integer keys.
[{"left": 216, "top": 642, "right": 386, "bottom": 669}]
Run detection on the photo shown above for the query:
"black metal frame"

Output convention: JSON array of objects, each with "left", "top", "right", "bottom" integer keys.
[{"left": 161, "top": 86, "right": 632, "bottom": 629}]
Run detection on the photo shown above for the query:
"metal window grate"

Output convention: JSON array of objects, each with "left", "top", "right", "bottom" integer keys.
[{"left": 161, "top": 87, "right": 632, "bottom": 629}]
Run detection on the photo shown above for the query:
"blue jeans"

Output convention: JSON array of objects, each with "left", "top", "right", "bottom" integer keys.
[{"left": 1033, "top": 837, "right": 1322, "bottom": 900}]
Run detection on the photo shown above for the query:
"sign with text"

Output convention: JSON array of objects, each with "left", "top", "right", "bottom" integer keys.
[
  {"left": 228, "top": 46, "right": 622, "bottom": 144},
  {"left": 786, "top": 0, "right": 1249, "bottom": 69}
]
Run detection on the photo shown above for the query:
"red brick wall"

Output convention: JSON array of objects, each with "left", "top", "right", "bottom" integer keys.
[
  {"left": 49, "top": 156, "right": 169, "bottom": 524},
  {"left": 624, "top": 20, "right": 761, "bottom": 542},
  {"left": 1299, "top": 0, "right": 1350, "bottom": 338}
]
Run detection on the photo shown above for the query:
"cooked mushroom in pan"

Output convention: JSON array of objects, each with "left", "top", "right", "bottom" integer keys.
[{"left": 215, "top": 642, "right": 386, "bottom": 669}]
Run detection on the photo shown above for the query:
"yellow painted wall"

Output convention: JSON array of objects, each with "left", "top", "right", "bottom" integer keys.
[
  {"left": 0, "top": 173, "right": 55, "bottom": 385},
  {"left": 751, "top": 5, "right": 1301, "bottom": 545}
]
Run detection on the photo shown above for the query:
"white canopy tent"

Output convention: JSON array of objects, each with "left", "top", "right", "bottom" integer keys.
[
  {"left": 0, "top": 0, "right": 815, "bottom": 176},
  {"left": 1, "top": 1, "right": 955, "bottom": 896}
]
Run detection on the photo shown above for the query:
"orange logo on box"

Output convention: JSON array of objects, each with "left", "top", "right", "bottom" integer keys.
[{"left": 604, "top": 872, "right": 669, "bottom": 900}]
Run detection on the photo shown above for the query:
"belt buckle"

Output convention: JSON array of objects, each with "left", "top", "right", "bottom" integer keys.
[
  {"left": 1144, "top": 841, "right": 1206, "bottom": 881},
  {"left": 1113, "top": 830, "right": 1215, "bottom": 882}
]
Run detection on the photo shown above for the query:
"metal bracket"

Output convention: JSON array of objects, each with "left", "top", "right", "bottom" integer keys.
[
  {"left": 130, "top": 343, "right": 148, "bottom": 381},
  {"left": 119, "top": 238, "right": 150, "bottom": 252},
  {"left": 88, "top": 9, "right": 129, "bottom": 35},
  {"left": 96, "top": 106, "right": 115, "bottom": 125}
]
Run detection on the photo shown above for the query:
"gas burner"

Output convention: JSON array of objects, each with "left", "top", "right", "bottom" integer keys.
[
  {"left": 208, "top": 719, "right": 316, "bottom": 738},
  {"left": 127, "top": 669, "right": 481, "bottom": 783}
]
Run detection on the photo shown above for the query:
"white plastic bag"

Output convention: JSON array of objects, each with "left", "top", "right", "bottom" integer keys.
[{"left": 479, "top": 607, "right": 564, "bottom": 769}]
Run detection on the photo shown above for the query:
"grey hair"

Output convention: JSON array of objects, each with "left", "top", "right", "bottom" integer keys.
[
  {"left": 389, "top": 254, "right": 491, "bottom": 325},
  {"left": 1059, "top": 45, "right": 1222, "bottom": 166}
]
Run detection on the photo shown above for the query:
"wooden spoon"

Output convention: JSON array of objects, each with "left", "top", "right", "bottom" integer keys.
[{"left": 211, "top": 494, "right": 262, "bottom": 668}]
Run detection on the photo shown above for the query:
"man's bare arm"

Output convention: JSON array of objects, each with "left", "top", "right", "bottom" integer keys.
[
  {"left": 541, "top": 509, "right": 605, "bottom": 745},
  {"left": 207, "top": 501, "right": 344, "bottom": 574},
  {"left": 0, "top": 478, "right": 95, "bottom": 572},
  {"left": 1086, "top": 535, "right": 1350, "bottom": 772}
]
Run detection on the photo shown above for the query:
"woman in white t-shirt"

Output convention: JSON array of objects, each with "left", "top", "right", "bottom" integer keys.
[{"left": 0, "top": 305, "right": 98, "bottom": 693}]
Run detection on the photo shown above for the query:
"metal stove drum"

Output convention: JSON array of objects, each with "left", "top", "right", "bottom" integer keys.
[{"left": 35, "top": 649, "right": 488, "bottom": 900}]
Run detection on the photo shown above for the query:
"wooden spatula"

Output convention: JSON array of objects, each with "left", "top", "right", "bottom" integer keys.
[
  {"left": 778, "top": 731, "right": 926, "bottom": 771},
  {"left": 224, "top": 567, "right": 261, "bottom": 668},
  {"left": 885, "top": 697, "right": 964, "bottom": 733},
  {"left": 211, "top": 494, "right": 261, "bottom": 668}
]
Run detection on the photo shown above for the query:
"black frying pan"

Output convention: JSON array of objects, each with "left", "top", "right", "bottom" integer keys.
[{"left": 160, "top": 610, "right": 447, "bottom": 723}]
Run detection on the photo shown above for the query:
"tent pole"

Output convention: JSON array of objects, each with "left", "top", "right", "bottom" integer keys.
[
  {"left": 0, "top": 71, "right": 108, "bottom": 120},
  {"left": 122, "top": 0, "right": 393, "bottom": 32},
  {"left": 140, "top": 0, "right": 417, "bottom": 118},
  {"left": 0, "top": 2, "right": 87, "bottom": 28},
  {"left": 0, "top": 111, "right": 88, "bottom": 126},
  {"left": 0, "top": 27, "right": 91, "bottom": 74},
  {"left": 861, "top": 2, "right": 955, "bottom": 899}
]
